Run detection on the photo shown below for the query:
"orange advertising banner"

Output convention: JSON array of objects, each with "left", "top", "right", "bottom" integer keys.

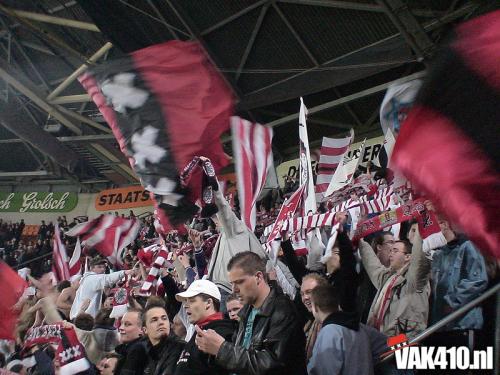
[{"left": 95, "top": 186, "right": 153, "bottom": 211}]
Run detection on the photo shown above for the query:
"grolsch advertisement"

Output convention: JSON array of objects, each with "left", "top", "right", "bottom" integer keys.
[
  {"left": 0, "top": 192, "right": 78, "bottom": 212},
  {"left": 95, "top": 186, "right": 153, "bottom": 211}
]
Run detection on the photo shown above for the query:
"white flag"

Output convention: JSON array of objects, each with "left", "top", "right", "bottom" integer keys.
[{"left": 298, "top": 97, "right": 317, "bottom": 214}]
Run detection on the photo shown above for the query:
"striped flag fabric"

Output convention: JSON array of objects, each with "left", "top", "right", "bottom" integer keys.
[
  {"left": 231, "top": 116, "right": 274, "bottom": 231},
  {"left": 52, "top": 223, "right": 70, "bottom": 282},
  {"left": 79, "top": 41, "right": 233, "bottom": 235},
  {"left": 65, "top": 215, "right": 141, "bottom": 267},
  {"left": 68, "top": 237, "right": 82, "bottom": 279},
  {"left": 298, "top": 98, "right": 317, "bottom": 214},
  {"left": 315, "top": 132, "right": 353, "bottom": 202}
]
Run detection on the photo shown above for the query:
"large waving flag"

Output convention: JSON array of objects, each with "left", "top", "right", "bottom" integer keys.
[
  {"left": 0, "top": 261, "right": 27, "bottom": 339},
  {"left": 52, "top": 223, "right": 70, "bottom": 282},
  {"left": 68, "top": 237, "right": 82, "bottom": 278},
  {"left": 315, "top": 132, "right": 353, "bottom": 202},
  {"left": 66, "top": 215, "right": 141, "bottom": 267},
  {"left": 392, "top": 10, "right": 500, "bottom": 259},
  {"left": 324, "top": 139, "right": 366, "bottom": 197},
  {"left": 380, "top": 79, "right": 421, "bottom": 135},
  {"left": 298, "top": 98, "right": 317, "bottom": 214},
  {"left": 231, "top": 116, "right": 274, "bottom": 231},
  {"left": 79, "top": 41, "right": 233, "bottom": 234}
]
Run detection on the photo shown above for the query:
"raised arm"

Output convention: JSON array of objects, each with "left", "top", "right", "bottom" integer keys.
[{"left": 358, "top": 239, "right": 391, "bottom": 289}]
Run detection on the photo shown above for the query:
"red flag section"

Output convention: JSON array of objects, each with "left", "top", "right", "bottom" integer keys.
[
  {"left": 392, "top": 10, "right": 500, "bottom": 259},
  {"left": 79, "top": 41, "right": 233, "bottom": 234},
  {"left": 52, "top": 223, "right": 70, "bottom": 282},
  {"left": 0, "top": 262, "right": 27, "bottom": 339},
  {"left": 65, "top": 215, "right": 141, "bottom": 267},
  {"left": 231, "top": 117, "right": 274, "bottom": 231}
]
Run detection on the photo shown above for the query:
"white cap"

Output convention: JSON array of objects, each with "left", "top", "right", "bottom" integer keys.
[{"left": 175, "top": 279, "right": 221, "bottom": 302}]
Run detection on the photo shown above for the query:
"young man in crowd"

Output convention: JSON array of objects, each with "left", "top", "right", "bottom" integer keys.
[
  {"left": 98, "top": 353, "right": 122, "bottom": 375},
  {"left": 225, "top": 293, "right": 243, "bottom": 321},
  {"left": 174, "top": 279, "right": 237, "bottom": 375},
  {"left": 195, "top": 251, "right": 307, "bottom": 375},
  {"left": 70, "top": 257, "right": 133, "bottom": 319},
  {"left": 56, "top": 274, "right": 81, "bottom": 320},
  {"left": 359, "top": 232, "right": 431, "bottom": 338},
  {"left": 300, "top": 273, "right": 329, "bottom": 362},
  {"left": 143, "top": 302, "right": 185, "bottom": 375},
  {"left": 427, "top": 217, "right": 488, "bottom": 347},
  {"left": 308, "top": 284, "right": 387, "bottom": 375},
  {"left": 114, "top": 309, "right": 148, "bottom": 375}
]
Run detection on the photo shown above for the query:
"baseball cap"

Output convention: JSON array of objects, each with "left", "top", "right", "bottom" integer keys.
[{"left": 175, "top": 280, "right": 221, "bottom": 302}]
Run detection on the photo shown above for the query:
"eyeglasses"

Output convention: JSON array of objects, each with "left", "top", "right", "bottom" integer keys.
[{"left": 390, "top": 249, "right": 408, "bottom": 255}]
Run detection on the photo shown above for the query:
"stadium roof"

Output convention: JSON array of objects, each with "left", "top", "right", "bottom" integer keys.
[{"left": 0, "top": 0, "right": 496, "bottom": 191}]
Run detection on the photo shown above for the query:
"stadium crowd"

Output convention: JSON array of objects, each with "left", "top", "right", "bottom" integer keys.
[{"left": 0, "top": 168, "right": 498, "bottom": 375}]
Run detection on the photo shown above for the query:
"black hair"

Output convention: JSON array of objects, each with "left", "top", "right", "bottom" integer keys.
[
  {"left": 57, "top": 280, "right": 71, "bottom": 292},
  {"left": 310, "top": 285, "right": 340, "bottom": 314},
  {"left": 198, "top": 293, "right": 221, "bottom": 312},
  {"left": 141, "top": 300, "right": 167, "bottom": 327}
]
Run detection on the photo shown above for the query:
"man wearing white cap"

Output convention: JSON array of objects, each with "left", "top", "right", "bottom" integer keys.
[{"left": 174, "top": 280, "right": 236, "bottom": 375}]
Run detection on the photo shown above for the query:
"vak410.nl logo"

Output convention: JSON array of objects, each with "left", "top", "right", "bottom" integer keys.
[{"left": 384, "top": 334, "right": 494, "bottom": 371}]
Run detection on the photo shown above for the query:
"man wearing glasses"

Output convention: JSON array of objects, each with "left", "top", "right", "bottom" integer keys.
[{"left": 359, "top": 232, "right": 431, "bottom": 339}]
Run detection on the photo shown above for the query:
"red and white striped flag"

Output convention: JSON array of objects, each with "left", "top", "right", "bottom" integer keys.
[
  {"left": 65, "top": 215, "right": 141, "bottom": 268},
  {"left": 315, "top": 132, "right": 353, "bottom": 202},
  {"left": 68, "top": 237, "right": 82, "bottom": 279},
  {"left": 231, "top": 116, "right": 274, "bottom": 231},
  {"left": 52, "top": 223, "right": 70, "bottom": 282}
]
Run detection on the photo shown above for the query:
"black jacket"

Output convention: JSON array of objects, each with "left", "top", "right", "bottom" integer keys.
[
  {"left": 216, "top": 287, "right": 307, "bottom": 375},
  {"left": 115, "top": 337, "right": 148, "bottom": 375},
  {"left": 175, "top": 318, "right": 237, "bottom": 375},
  {"left": 144, "top": 335, "right": 186, "bottom": 375}
]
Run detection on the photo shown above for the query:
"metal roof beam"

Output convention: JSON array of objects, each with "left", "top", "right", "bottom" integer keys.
[
  {"left": 376, "top": 0, "right": 435, "bottom": 62},
  {"left": 0, "top": 3, "right": 88, "bottom": 63},
  {"left": 272, "top": 2, "right": 318, "bottom": 66},
  {"left": 235, "top": 4, "right": 269, "bottom": 82},
  {"left": 266, "top": 70, "right": 425, "bottom": 129},
  {"left": 49, "top": 94, "right": 90, "bottom": 104},
  {"left": 145, "top": 0, "right": 180, "bottom": 40},
  {"left": 0, "top": 170, "right": 48, "bottom": 177},
  {"left": 0, "top": 7, "right": 100, "bottom": 32},
  {"left": 277, "top": 0, "right": 444, "bottom": 18},
  {"left": 242, "top": 2, "right": 476, "bottom": 99},
  {"left": 164, "top": 0, "right": 245, "bottom": 100},
  {"left": 0, "top": 134, "right": 115, "bottom": 144},
  {"left": 47, "top": 42, "right": 113, "bottom": 100},
  {"left": 201, "top": 0, "right": 269, "bottom": 36},
  {"left": 0, "top": 56, "right": 82, "bottom": 134}
]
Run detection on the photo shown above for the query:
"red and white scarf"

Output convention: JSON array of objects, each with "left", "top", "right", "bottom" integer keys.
[
  {"left": 140, "top": 244, "right": 169, "bottom": 294},
  {"left": 24, "top": 324, "right": 90, "bottom": 375}
]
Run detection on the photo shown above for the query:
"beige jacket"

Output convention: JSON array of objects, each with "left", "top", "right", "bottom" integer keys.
[
  {"left": 359, "top": 233, "right": 431, "bottom": 338},
  {"left": 39, "top": 297, "right": 119, "bottom": 364},
  {"left": 207, "top": 189, "right": 266, "bottom": 293}
]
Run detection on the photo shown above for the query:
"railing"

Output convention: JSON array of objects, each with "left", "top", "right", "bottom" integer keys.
[
  {"left": 14, "top": 251, "right": 52, "bottom": 270},
  {"left": 379, "top": 282, "right": 500, "bottom": 372}
]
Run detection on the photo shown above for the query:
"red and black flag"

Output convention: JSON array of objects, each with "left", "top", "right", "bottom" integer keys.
[
  {"left": 79, "top": 41, "right": 233, "bottom": 233},
  {"left": 392, "top": 10, "right": 500, "bottom": 259}
]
